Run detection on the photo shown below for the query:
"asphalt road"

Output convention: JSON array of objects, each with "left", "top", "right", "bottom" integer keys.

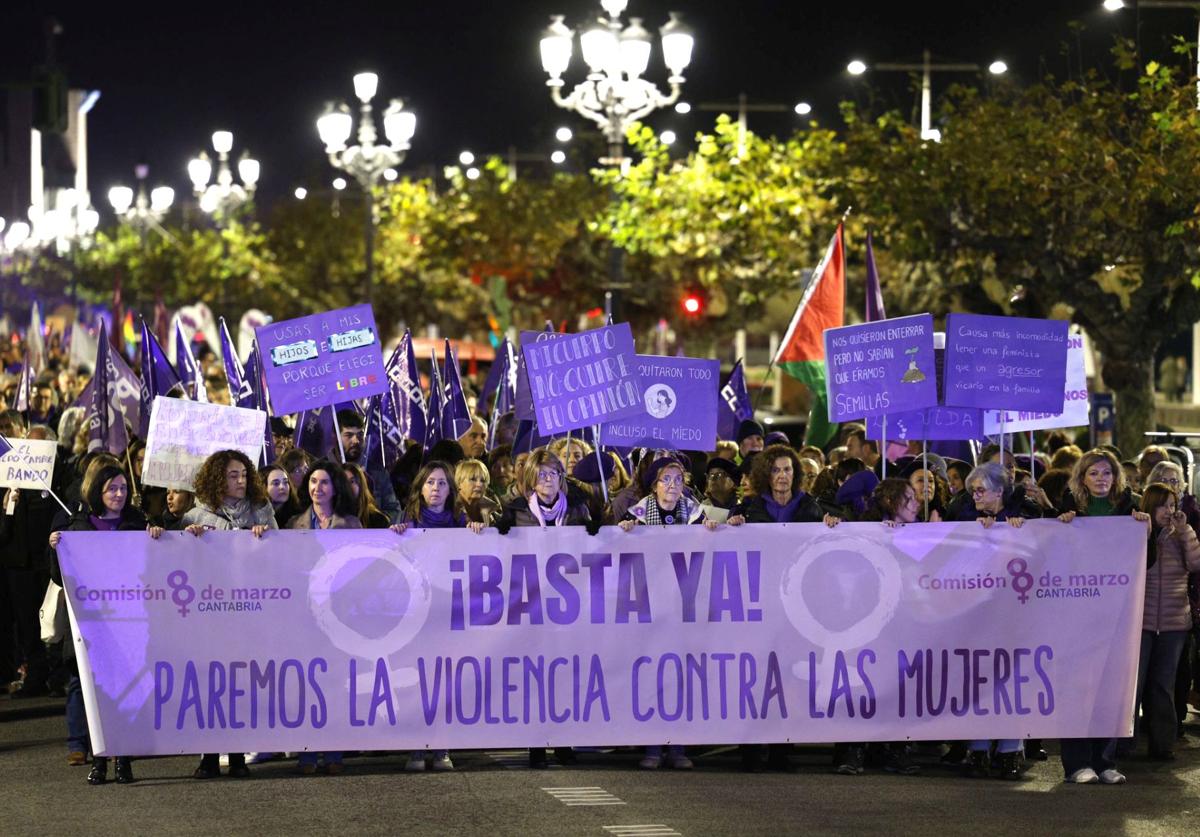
[{"left": 3, "top": 703, "right": 1199, "bottom": 837}]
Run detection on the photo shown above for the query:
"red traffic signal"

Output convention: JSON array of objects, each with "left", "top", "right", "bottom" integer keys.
[{"left": 681, "top": 294, "right": 702, "bottom": 315}]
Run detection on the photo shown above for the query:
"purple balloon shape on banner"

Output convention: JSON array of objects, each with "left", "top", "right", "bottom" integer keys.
[{"left": 943, "top": 313, "right": 1069, "bottom": 413}]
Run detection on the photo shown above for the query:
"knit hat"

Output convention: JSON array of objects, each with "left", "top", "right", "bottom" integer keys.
[
  {"left": 736, "top": 419, "right": 765, "bottom": 444},
  {"left": 572, "top": 452, "right": 615, "bottom": 484},
  {"left": 705, "top": 457, "right": 740, "bottom": 483},
  {"left": 764, "top": 431, "right": 790, "bottom": 447}
]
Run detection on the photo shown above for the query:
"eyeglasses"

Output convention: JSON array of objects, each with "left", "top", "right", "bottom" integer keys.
[
  {"left": 658, "top": 475, "right": 684, "bottom": 487},
  {"left": 536, "top": 469, "right": 560, "bottom": 482},
  {"left": 969, "top": 486, "right": 990, "bottom": 498}
]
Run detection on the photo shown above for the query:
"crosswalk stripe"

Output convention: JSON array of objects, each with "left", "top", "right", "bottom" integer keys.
[
  {"left": 602, "top": 826, "right": 683, "bottom": 836},
  {"left": 542, "top": 786, "right": 626, "bottom": 806}
]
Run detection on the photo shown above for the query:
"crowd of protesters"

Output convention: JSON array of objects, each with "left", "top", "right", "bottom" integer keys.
[{"left": 1, "top": 331, "right": 1198, "bottom": 787}]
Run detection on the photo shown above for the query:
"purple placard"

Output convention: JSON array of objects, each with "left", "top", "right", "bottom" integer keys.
[
  {"left": 944, "top": 314, "right": 1069, "bottom": 412},
  {"left": 523, "top": 323, "right": 642, "bottom": 436},
  {"left": 515, "top": 330, "right": 566, "bottom": 420},
  {"left": 600, "top": 356, "right": 719, "bottom": 450},
  {"left": 824, "top": 314, "right": 938, "bottom": 423},
  {"left": 255, "top": 305, "right": 388, "bottom": 416},
  {"left": 866, "top": 406, "right": 985, "bottom": 442}
]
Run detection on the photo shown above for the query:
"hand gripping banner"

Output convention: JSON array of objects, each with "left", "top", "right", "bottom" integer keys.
[{"left": 57, "top": 519, "right": 1145, "bottom": 756}]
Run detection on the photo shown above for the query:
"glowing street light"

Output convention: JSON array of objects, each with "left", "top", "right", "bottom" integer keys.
[
  {"left": 794, "top": 101, "right": 812, "bottom": 115},
  {"left": 551, "top": 150, "right": 567, "bottom": 164},
  {"left": 294, "top": 187, "right": 308, "bottom": 200},
  {"left": 459, "top": 150, "right": 475, "bottom": 165},
  {"left": 674, "top": 101, "right": 691, "bottom": 114},
  {"left": 188, "top": 131, "right": 258, "bottom": 217},
  {"left": 555, "top": 126, "right": 573, "bottom": 142}
]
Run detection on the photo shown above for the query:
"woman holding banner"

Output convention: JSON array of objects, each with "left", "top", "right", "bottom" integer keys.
[
  {"left": 496, "top": 449, "right": 593, "bottom": 769},
  {"left": 455, "top": 459, "right": 500, "bottom": 527},
  {"left": 182, "top": 450, "right": 277, "bottom": 779},
  {"left": 48, "top": 464, "right": 156, "bottom": 785},
  {"left": 619, "top": 456, "right": 718, "bottom": 769},
  {"left": 392, "top": 460, "right": 484, "bottom": 771},
  {"left": 1057, "top": 449, "right": 1148, "bottom": 784}
]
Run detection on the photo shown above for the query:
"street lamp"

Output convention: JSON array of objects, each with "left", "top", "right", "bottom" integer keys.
[
  {"left": 316, "top": 71, "right": 416, "bottom": 302},
  {"left": 848, "top": 49, "right": 1007, "bottom": 141},
  {"left": 1103, "top": 0, "right": 1200, "bottom": 108},
  {"left": 539, "top": 0, "right": 694, "bottom": 166},
  {"left": 188, "top": 131, "right": 259, "bottom": 217},
  {"left": 108, "top": 164, "right": 174, "bottom": 235}
]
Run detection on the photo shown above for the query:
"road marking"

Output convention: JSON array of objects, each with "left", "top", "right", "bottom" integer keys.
[
  {"left": 542, "top": 786, "right": 626, "bottom": 806},
  {"left": 602, "top": 826, "right": 682, "bottom": 836},
  {"left": 485, "top": 750, "right": 559, "bottom": 770}
]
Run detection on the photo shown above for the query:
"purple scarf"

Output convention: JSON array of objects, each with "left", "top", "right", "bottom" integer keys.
[
  {"left": 762, "top": 493, "right": 805, "bottom": 523},
  {"left": 419, "top": 506, "right": 464, "bottom": 528},
  {"left": 527, "top": 491, "right": 568, "bottom": 529}
]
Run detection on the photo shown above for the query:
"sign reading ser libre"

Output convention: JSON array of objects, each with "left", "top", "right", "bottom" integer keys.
[{"left": 255, "top": 304, "right": 389, "bottom": 415}]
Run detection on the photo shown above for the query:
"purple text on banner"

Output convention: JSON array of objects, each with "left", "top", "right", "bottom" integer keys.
[
  {"left": 943, "top": 314, "right": 1070, "bottom": 413},
  {"left": 523, "top": 322, "right": 643, "bottom": 436},
  {"left": 984, "top": 333, "right": 1089, "bottom": 434},
  {"left": 600, "top": 356, "right": 719, "bottom": 450},
  {"left": 255, "top": 304, "right": 388, "bottom": 416},
  {"left": 824, "top": 314, "right": 938, "bottom": 423},
  {"left": 57, "top": 520, "right": 1144, "bottom": 756},
  {"left": 515, "top": 330, "right": 565, "bottom": 421},
  {"left": 867, "top": 406, "right": 985, "bottom": 442}
]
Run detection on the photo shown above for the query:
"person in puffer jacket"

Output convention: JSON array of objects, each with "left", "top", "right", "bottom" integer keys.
[{"left": 1135, "top": 482, "right": 1200, "bottom": 761}]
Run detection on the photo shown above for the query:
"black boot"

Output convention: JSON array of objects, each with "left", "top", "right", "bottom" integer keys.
[
  {"left": 964, "top": 750, "right": 989, "bottom": 778},
  {"left": 1025, "top": 738, "right": 1047, "bottom": 761},
  {"left": 88, "top": 757, "right": 109, "bottom": 785},
  {"left": 227, "top": 753, "right": 250, "bottom": 778},
  {"left": 553, "top": 746, "right": 577, "bottom": 766},
  {"left": 528, "top": 748, "right": 548, "bottom": 769},
  {"left": 114, "top": 757, "right": 135, "bottom": 784},
  {"left": 193, "top": 753, "right": 220, "bottom": 779},
  {"left": 994, "top": 751, "right": 1025, "bottom": 780}
]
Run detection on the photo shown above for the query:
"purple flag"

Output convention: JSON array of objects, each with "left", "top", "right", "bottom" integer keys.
[
  {"left": 440, "top": 340, "right": 472, "bottom": 442},
  {"left": 385, "top": 330, "right": 426, "bottom": 444},
  {"left": 423, "top": 353, "right": 445, "bottom": 454},
  {"left": 88, "top": 321, "right": 128, "bottom": 454},
  {"left": 378, "top": 387, "right": 406, "bottom": 466},
  {"left": 12, "top": 353, "right": 32, "bottom": 412},
  {"left": 0, "top": 433, "right": 11, "bottom": 459},
  {"left": 865, "top": 229, "right": 886, "bottom": 323},
  {"left": 174, "top": 318, "right": 206, "bottom": 402},
  {"left": 511, "top": 418, "right": 547, "bottom": 456},
  {"left": 139, "top": 318, "right": 182, "bottom": 438},
  {"left": 219, "top": 317, "right": 254, "bottom": 409},
  {"left": 479, "top": 339, "right": 506, "bottom": 411},
  {"left": 361, "top": 393, "right": 402, "bottom": 473},
  {"left": 717, "top": 359, "right": 752, "bottom": 441},
  {"left": 246, "top": 340, "right": 275, "bottom": 466},
  {"left": 27, "top": 302, "right": 46, "bottom": 377},
  {"left": 295, "top": 406, "right": 336, "bottom": 459},
  {"left": 486, "top": 339, "right": 518, "bottom": 451}
]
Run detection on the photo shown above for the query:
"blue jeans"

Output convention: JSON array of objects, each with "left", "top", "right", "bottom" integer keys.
[
  {"left": 66, "top": 675, "right": 88, "bottom": 753},
  {"left": 298, "top": 751, "right": 343, "bottom": 766},
  {"left": 644, "top": 745, "right": 685, "bottom": 759},
  {"left": 1135, "top": 629, "right": 1188, "bottom": 755},
  {"left": 1060, "top": 738, "right": 1116, "bottom": 777}
]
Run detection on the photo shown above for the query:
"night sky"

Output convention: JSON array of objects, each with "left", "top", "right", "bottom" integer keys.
[{"left": 3, "top": 1, "right": 1195, "bottom": 213}]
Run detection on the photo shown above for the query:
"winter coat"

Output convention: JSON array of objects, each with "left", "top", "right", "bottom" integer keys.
[
  {"left": 286, "top": 510, "right": 362, "bottom": 530},
  {"left": 950, "top": 485, "right": 1046, "bottom": 522},
  {"left": 496, "top": 483, "right": 596, "bottom": 533},
  {"left": 622, "top": 494, "right": 707, "bottom": 525},
  {"left": 1059, "top": 487, "right": 1139, "bottom": 517},
  {"left": 732, "top": 492, "right": 825, "bottom": 524},
  {"left": 1144, "top": 524, "right": 1200, "bottom": 632},
  {"left": 182, "top": 499, "right": 279, "bottom": 531}
]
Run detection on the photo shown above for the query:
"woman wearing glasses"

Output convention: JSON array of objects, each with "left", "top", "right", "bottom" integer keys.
[{"left": 496, "top": 449, "right": 593, "bottom": 768}]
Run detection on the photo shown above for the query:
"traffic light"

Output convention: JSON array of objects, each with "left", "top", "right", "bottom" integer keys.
[{"left": 681, "top": 293, "right": 703, "bottom": 316}]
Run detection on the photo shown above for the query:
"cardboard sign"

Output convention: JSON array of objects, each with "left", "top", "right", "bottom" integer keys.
[
  {"left": 601, "top": 356, "right": 719, "bottom": 450},
  {"left": 0, "top": 438, "right": 57, "bottom": 489},
  {"left": 944, "top": 314, "right": 1069, "bottom": 413},
  {"left": 824, "top": 314, "right": 938, "bottom": 422},
  {"left": 984, "top": 333, "right": 1089, "bottom": 434},
  {"left": 256, "top": 304, "right": 388, "bottom": 416},
  {"left": 523, "top": 323, "right": 643, "bottom": 436},
  {"left": 515, "top": 330, "right": 566, "bottom": 421},
  {"left": 867, "top": 406, "right": 985, "bottom": 442},
  {"left": 142, "top": 397, "right": 267, "bottom": 490}
]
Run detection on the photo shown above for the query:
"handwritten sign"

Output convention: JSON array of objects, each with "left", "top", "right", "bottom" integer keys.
[
  {"left": 523, "top": 323, "right": 643, "bottom": 436},
  {"left": 867, "top": 406, "right": 984, "bottom": 442},
  {"left": 256, "top": 304, "right": 388, "bottom": 415},
  {"left": 142, "top": 397, "right": 267, "bottom": 490},
  {"left": 984, "top": 333, "right": 1089, "bottom": 434},
  {"left": 514, "top": 330, "right": 566, "bottom": 421},
  {"left": 824, "top": 314, "right": 938, "bottom": 422},
  {"left": 944, "top": 314, "right": 1069, "bottom": 413},
  {"left": 0, "top": 438, "right": 57, "bottom": 489},
  {"left": 601, "top": 356, "right": 719, "bottom": 450}
]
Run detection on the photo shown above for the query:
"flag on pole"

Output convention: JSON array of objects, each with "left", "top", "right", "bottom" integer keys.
[
  {"left": 248, "top": 339, "right": 275, "bottom": 465},
  {"left": 88, "top": 321, "right": 128, "bottom": 454},
  {"left": 295, "top": 406, "right": 336, "bottom": 459},
  {"left": 385, "top": 330, "right": 426, "bottom": 444},
  {"left": 485, "top": 339, "right": 518, "bottom": 450},
  {"left": 0, "top": 433, "right": 12, "bottom": 459},
  {"left": 173, "top": 317, "right": 207, "bottom": 402},
  {"left": 27, "top": 302, "right": 46, "bottom": 376},
  {"left": 440, "top": 339, "right": 472, "bottom": 442},
  {"left": 717, "top": 359, "right": 753, "bottom": 441},
  {"left": 219, "top": 317, "right": 254, "bottom": 408},
  {"left": 424, "top": 353, "right": 445, "bottom": 454},
  {"left": 774, "top": 222, "right": 846, "bottom": 448},
  {"left": 138, "top": 318, "right": 182, "bottom": 438},
  {"left": 12, "top": 353, "right": 32, "bottom": 412},
  {"left": 68, "top": 320, "right": 99, "bottom": 373},
  {"left": 865, "top": 229, "right": 886, "bottom": 323}
]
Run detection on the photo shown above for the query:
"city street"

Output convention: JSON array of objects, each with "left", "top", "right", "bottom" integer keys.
[{"left": 4, "top": 702, "right": 1199, "bottom": 836}]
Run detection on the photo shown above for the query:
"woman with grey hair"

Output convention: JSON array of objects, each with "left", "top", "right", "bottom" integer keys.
[{"left": 950, "top": 460, "right": 1045, "bottom": 779}]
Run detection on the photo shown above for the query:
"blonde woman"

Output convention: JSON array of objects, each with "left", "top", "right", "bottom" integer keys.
[{"left": 455, "top": 458, "right": 500, "bottom": 525}]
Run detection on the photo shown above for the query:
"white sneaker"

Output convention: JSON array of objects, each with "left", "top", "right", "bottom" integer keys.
[
  {"left": 405, "top": 752, "right": 427, "bottom": 772},
  {"left": 1099, "top": 769, "right": 1126, "bottom": 785},
  {"left": 1066, "top": 767, "right": 1099, "bottom": 784},
  {"left": 430, "top": 753, "right": 454, "bottom": 771}
]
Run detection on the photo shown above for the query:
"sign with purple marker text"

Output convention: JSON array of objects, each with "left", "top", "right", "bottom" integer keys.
[
  {"left": 601, "top": 356, "right": 719, "bottom": 450},
  {"left": 824, "top": 314, "right": 938, "bottom": 422},
  {"left": 515, "top": 330, "right": 565, "bottom": 421},
  {"left": 523, "top": 323, "right": 642, "bottom": 436},
  {"left": 867, "top": 407, "right": 984, "bottom": 442},
  {"left": 256, "top": 304, "right": 388, "bottom": 415},
  {"left": 59, "top": 520, "right": 1144, "bottom": 755},
  {"left": 944, "top": 314, "right": 1069, "bottom": 413}
]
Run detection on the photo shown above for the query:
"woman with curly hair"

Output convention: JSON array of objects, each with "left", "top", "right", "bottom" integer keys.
[
  {"left": 180, "top": 449, "right": 276, "bottom": 780},
  {"left": 342, "top": 462, "right": 391, "bottom": 528},
  {"left": 727, "top": 444, "right": 841, "bottom": 527}
]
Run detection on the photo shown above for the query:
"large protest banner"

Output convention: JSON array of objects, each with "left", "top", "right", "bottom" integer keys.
[
  {"left": 601, "top": 356, "right": 719, "bottom": 450},
  {"left": 523, "top": 323, "right": 643, "bottom": 436},
  {"left": 944, "top": 314, "right": 1070, "bottom": 413},
  {"left": 824, "top": 314, "right": 938, "bottom": 423},
  {"left": 256, "top": 304, "right": 388, "bottom": 415},
  {"left": 0, "top": 438, "right": 57, "bottom": 489},
  {"left": 58, "top": 519, "right": 1144, "bottom": 756},
  {"left": 142, "top": 397, "right": 268, "bottom": 490},
  {"left": 983, "top": 332, "right": 1089, "bottom": 435}
]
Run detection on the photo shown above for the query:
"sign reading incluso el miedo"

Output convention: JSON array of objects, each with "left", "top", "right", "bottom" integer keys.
[
  {"left": 255, "top": 304, "right": 388, "bottom": 415},
  {"left": 523, "top": 323, "right": 643, "bottom": 436}
]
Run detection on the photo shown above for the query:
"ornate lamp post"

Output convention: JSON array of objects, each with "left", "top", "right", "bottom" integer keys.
[
  {"left": 538, "top": 0, "right": 694, "bottom": 167},
  {"left": 316, "top": 72, "right": 416, "bottom": 302},
  {"left": 108, "top": 164, "right": 174, "bottom": 237},
  {"left": 188, "top": 131, "right": 259, "bottom": 218}
]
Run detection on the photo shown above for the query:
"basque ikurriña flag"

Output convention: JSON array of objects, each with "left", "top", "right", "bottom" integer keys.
[
  {"left": 717, "top": 359, "right": 753, "bottom": 441},
  {"left": 138, "top": 317, "right": 182, "bottom": 438},
  {"left": 774, "top": 222, "right": 845, "bottom": 448},
  {"left": 385, "top": 330, "right": 426, "bottom": 445}
]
